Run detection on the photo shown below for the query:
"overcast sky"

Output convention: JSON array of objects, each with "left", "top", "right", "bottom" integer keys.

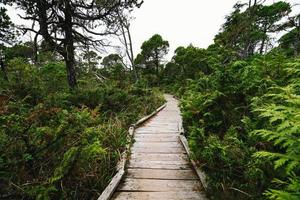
[
  {"left": 5, "top": 0, "right": 300, "bottom": 58},
  {"left": 130, "top": 0, "right": 300, "bottom": 57},
  {"left": 130, "top": 0, "right": 238, "bottom": 57}
]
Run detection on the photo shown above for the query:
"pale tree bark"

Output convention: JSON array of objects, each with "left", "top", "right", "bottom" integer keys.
[{"left": 118, "top": 13, "right": 138, "bottom": 82}]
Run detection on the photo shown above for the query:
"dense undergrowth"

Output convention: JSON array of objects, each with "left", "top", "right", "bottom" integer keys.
[
  {"left": 177, "top": 53, "right": 300, "bottom": 199},
  {"left": 0, "top": 60, "right": 164, "bottom": 199}
]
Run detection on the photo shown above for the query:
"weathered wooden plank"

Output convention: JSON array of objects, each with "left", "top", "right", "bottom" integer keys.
[
  {"left": 135, "top": 130, "right": 180, "bottom": 134},
  {"left": 131, "top": 147, "right": 185, "bottom": 154},
  {"left": 134, "top": 137, "right": 179, "bottom": 142},
  {"left": 144, "top": 121, "right": 178, "bottom": 124},
  {"left": 142, "top": 123, "right": 177, "bottom": 126},
  {"left": 112, "top": 191, "right": 207, "bottom": 200},
  {"left": 132, "top": 142, "right": 182, "bottom": 149},
  {"left": 98, "top": 169, "right": 124, "bottom": 200},
  {"left": 98, "top": 126, "right": 136, "bottom": 200},
  {"left": 129, "top": 158, "right": 188, "bottom": 165},
  {"left": 138, "top": 129, "right": 179, "bottom": 132},
  {"left": 126, "top": 169, "right": 198, "bottom": 180},
  {"left": 130, "top": 153, "right": 188, "bottom": 162},
  {"left": 147, "top": 121, "right": 180, "bottom": 124},
  {"left": 145, "top": 123, "right": 179, "bottom": 126},
  {"left": 103, "top": 95, "right": 207, "bottom": 200},
  {"left": 132, "top": 104, "right": 167, "bottom": 127},
  {"left": 180, "top": 135, "right": 208, "bottom": 191},
  {"left": 128, "top": 160, "right": 190, "bottom": 170},
  {"left": 98, "top": 103, "right": 167, "bottom": 200},
  {"left": 134, "top": 134, "right": 179, "bottom": 140},
  {"left": 117, "top": 179, "right": 203, "bottom": 192},
  {"left": 136, "top": 130, "right": 180, "bottom": 134},
  {"left": 136, "top": 126, "right": 179, "bottom": 130}
]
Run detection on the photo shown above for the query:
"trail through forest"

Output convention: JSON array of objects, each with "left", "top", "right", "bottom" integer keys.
[
  {"left": 1, "top": 1, "right": 299, "bottom": 199},
  {"left": 111, "top": 95, "right": 207, "bottom": 200}
]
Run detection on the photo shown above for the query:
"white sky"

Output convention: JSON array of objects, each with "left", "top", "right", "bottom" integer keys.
[
  {"left": 130, "top": 0, "right": 300, "bottom": 58},
  {"left": 4, "top": 0, "right": 300, "bottom": 59},
  {"left": 130, "top": 0, "right": 238, "bottom": 57}
]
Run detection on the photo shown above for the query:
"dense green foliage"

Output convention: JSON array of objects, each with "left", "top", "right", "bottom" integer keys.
[
  {"left": 252, "top": 65, "right": 300, "bottom": 200},
  {"left": 135, "top": 34, "right": 169, "bottom": 86},
  {"left": 0, "top": 7, "right": 15, "bottom": 44},
  {"left": 0, "top": 55, "right": 164, "bottom": 199},
  {"left": 215, "top": 1, "right": 291, "bottom": 57},
  {"left": 178, "top": 54, "right": 299, "bottom": 199}
]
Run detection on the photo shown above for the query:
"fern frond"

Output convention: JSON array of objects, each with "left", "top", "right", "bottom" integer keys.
[{"left": 274, "top": 158, "right": 289, "bottom": 170}]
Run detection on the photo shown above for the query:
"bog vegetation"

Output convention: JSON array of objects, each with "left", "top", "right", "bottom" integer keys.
[{"left": 0, "top": 0, "right": 299, "bottom": 200}]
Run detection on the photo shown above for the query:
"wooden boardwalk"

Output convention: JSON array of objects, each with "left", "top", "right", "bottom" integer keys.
[{"left": 111, "top": 95, "right": 207, "bottom": 200}]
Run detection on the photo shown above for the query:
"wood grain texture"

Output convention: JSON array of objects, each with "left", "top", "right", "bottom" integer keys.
[
  {"left": 130, "top": 153, "right": 189, "bottom": 161},
  {"left": 132, "top": 142, "right": 182, "bottom": 148},
  {"left": 131, "top": 147, "right": 185, "bottom": 154},
  {"left": 180, "top": 135, "right": 209, "bottom": 191},
  {"left": 98, "top": 169, "right": 124, "bottom": 200},
  {"left": 113, "top": 192, "right": 207, "bottom": 200},
  {"left": 134, "top": 134, "right": 179, "bottom": 142},
  {"left": 110, "top": 95, "right": 207, "bottom": 200},
  {"left": 118, "top": 178, "right": 203, "bottom": 192},
  {"left": 126, "top": 169, "right": 198, "bottom": 180},
  {"left": 128, "top": 162, "right": 191, "bottom": 170}
]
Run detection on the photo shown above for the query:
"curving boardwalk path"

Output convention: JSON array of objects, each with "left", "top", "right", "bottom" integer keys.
[{"left": 112, "top": 95, "right": 207, "bottom": 200}]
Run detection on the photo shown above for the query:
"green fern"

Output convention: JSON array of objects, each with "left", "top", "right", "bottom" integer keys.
[{"left": 252, "top": 64, "right": 300, "bottom": 200}]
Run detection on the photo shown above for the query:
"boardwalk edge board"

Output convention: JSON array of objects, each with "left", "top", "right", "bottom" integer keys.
[
  {"left": 179, "top": 125, "right": 209, "bottom": 191},
  {"left": 132, "top": 103, "right": 167, "bottom": 128},
  {"left": 176, "top": 97, "right": 209, "bottom": 191},
  {"left": 97, "top": 103, "right": 167, "bottom": 200}
]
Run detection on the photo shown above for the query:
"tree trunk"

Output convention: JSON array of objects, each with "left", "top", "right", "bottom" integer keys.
[
  {"left": 119, "top": 15, "right": 139, "bottom": 82},
  {"left": 33, "top": 33, "right": 39, "bottom": 65},
  {"left": 64, "top": 54, "right": 77, "bottom": 89},
  {"left": 84, "top": 45, "right": 92, "bottom": 72},
  {"left": 260, "top": 37, "right": 266, "bottom": 54},
  {"left": 0, "top": 59, "right": 8, "bottom": 81},
  {"left": 260, "top": 25, "right": 268, "bottom": 54},
  {"left": 154, "top": 50, "right": 160, "bottom": 85},
  {"left": 295, "top": 20, "right": 300, "bottom": 56},
  {"left": 64, "top": 0, "right": 77, "bottom": 89},
  {"left": 126, "top": 25, "right": 138, "bottom": 82},
  {"left": 37, "top": 0, "right": 77, "bottom": 89}
]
